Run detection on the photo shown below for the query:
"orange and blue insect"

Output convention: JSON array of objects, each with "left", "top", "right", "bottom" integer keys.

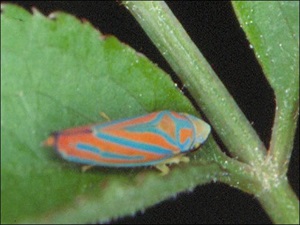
[{"left": 44, "top": 110, "right": 211, "bottom": 175}]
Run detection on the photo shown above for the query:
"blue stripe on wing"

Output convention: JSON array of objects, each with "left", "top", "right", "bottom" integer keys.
[
  {"left": 95, "top": 132, "right": 174, "bottom": 155},
  {"left": 76, "top": 143, "right": 144, "bottom": 160}
]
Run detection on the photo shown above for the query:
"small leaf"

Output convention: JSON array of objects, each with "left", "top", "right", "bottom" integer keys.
[
  {"left": 1, "top": 4, "right": 221, "bottom": 224},
  {"left": 232, "top": 2, "right": 299, "bottom": 103}
]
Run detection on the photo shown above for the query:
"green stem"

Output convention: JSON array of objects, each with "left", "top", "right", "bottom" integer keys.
[
  {"left": 123, "top": 1, "right": 299, "bottom": 223},
  {"left": 269, "top": 101, "right": 299, "bottom": 174},
  {"left": 256, "top": 178, "right": 299, "bottom": 224},
  {"left": 123, "top": 1, "right": 267, "bottom": 165},
  {"left": 201, "top": 140, "right": 299, "bottom": 224}
]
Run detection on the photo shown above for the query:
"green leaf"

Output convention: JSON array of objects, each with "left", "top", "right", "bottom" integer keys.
[
  {"left": 232, "top": 2, "right": 299, "bottom": 173},
  {"left": 1, "top": 4, "right": 222, "bottom": 224},
  {"left": 232, "top": 2, "right": 299, "bottom": 100}
]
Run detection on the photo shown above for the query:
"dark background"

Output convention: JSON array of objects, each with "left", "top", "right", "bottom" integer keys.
[{"left": 6, "top": 1, "right": 299, "bottom": 224}]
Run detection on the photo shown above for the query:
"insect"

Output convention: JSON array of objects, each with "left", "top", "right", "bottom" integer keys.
[{"left": 44, "top": 110, "right": 211, "bottom": 175}]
